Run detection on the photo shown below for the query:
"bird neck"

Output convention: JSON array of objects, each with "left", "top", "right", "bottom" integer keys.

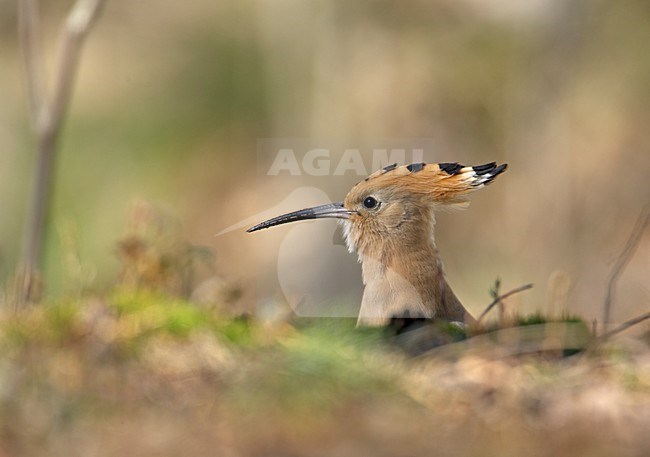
[{"left": 356, "top": 232, "right": 470, "bottom": 325}]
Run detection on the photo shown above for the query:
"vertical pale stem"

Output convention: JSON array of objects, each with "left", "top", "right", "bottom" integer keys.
[{"left": 17, "top": 0, "right": 106, "bottom": 304}]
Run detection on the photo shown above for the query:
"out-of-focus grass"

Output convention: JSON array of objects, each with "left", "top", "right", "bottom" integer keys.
[
  {"left": 0, "top": 291, "right": 649, "bottom": 457},
  {"left": 0, "top": 291, "right": 395, "bottom": 455}
]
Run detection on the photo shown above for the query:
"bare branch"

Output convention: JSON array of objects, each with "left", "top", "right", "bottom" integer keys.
[
  {"left": 602, "top": 204, "right": 650, "bottom": 328},
  {"left": 18, "top": 0, "right": 107, "bottom": 304},
  {"left": 477, "top": 283, "right": 533, "bottom": 324},
  {"left": 18, "top": 0, "right": 47, "bottom": 129}
]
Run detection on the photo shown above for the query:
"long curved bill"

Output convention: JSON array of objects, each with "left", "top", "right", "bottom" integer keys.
[{"left": 247, "top": 202, "right": 354, "bottom": 233}]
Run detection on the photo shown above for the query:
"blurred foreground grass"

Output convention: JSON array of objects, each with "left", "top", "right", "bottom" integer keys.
[{"left": 0, "top": 290, "right": 649, "bottom": 457}]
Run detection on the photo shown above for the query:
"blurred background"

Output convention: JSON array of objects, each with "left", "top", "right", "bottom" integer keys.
[{"left": 0, "top": 0, "right": 648, "bottom": 323}]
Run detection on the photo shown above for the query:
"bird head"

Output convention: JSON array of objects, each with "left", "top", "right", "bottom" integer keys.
[{"left": 247, "top": 162, "right": 507, "bottom": 256}]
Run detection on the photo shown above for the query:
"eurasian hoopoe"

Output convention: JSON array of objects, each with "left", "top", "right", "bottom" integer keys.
[{"left": 248, "top": 161, "right": 507, "bottom": 327}]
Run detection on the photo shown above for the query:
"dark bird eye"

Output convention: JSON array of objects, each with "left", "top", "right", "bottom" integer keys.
[{"left": 363, "top": 196, "right": 378, "bottom": 209}]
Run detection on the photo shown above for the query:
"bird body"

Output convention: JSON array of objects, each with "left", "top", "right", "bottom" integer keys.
[{"left": 248, "top": 161, "right": 507, "bottom": 327}]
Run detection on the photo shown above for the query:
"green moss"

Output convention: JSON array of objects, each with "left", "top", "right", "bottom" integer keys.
[
  {"left": 515, "top": 312, "right": 586, "bottom": 327},
  {"left": 227, "top": 319, "right": 394, "bottom": 415},
  {"left": 44, "top": 302, "right": 81, "bottom": 340},
  {"left": 214, "top": 316, "right": 253, "bottom": 346},
  {"left": 160, "top": 306, "right": 209, "bottom": 337},
  {"left": 107, "top": 288, "right": 257, "bottom": 347}
]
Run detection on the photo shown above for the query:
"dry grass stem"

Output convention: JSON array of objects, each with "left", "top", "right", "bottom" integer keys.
[
  {"left": 595, "top": 311, "right": 650, "bottom": 343},
  {"left": 602, "top": 204, "right": 650, "bottom": 328}
]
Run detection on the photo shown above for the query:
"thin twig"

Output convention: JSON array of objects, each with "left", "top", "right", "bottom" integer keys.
[
  {"left": 477, "top": 283, "right": 533, "bottom": 324},
  {"left": 18, "top": 0, "right": 106, "bottom": 304},
  {"left": 602, "top": 204, "right": 650, "bottom": 328},
  {"left": 594, "top": 311, "right": 650, "bottom": 343}
]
